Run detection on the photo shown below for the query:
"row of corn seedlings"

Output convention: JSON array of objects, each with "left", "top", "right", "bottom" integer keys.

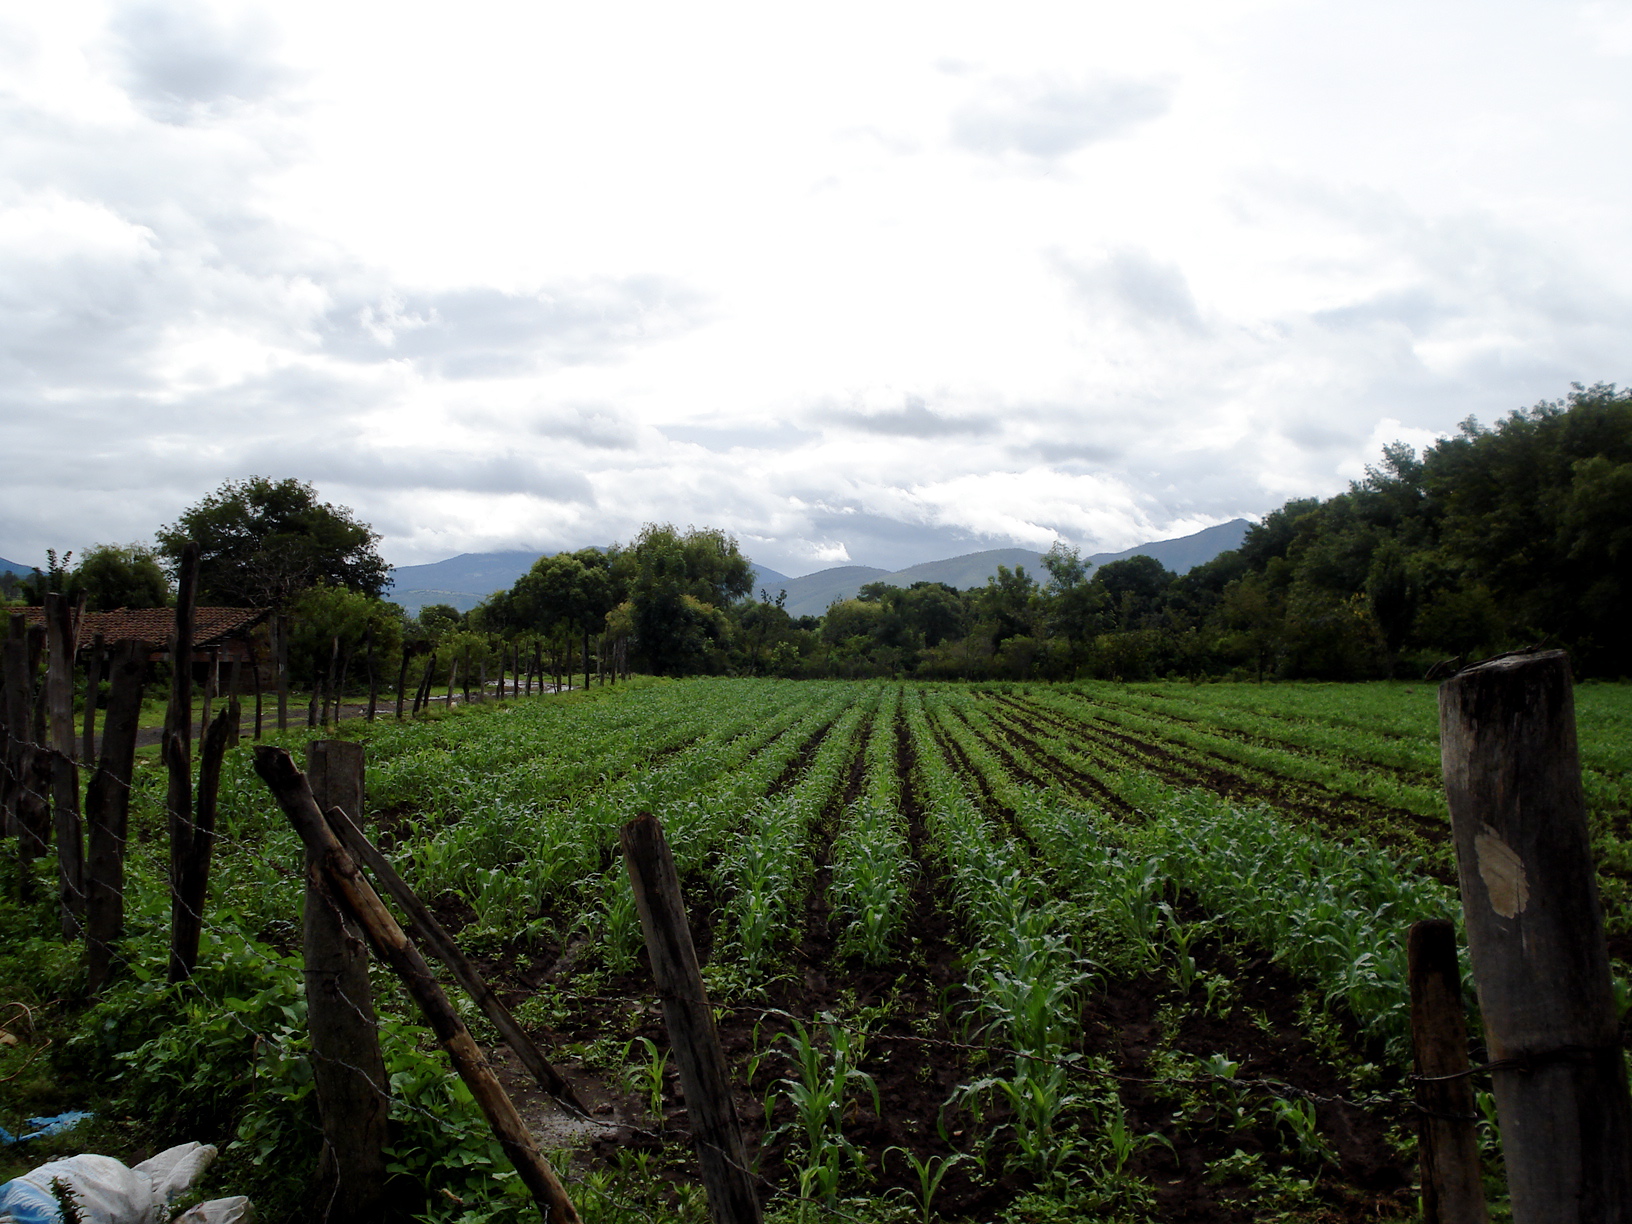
[
  {"left": 902, "top": 687, "right": 1094, "bottom": 1177},
  {"left": 1041, "top": 687, "right": 1449, "bottom": 822},
  {"left": 399, "top": 682, "right": 835, "bottom": 937},
  {"left": 364, "top": 677, "right": 716, "bottom": 816},
  {"left": 714, "top": 686, "right": 882, "bottom": 978},
  {"left": 593, "top": 685, "right": 868, "bottom": 974},
  {"left": 983, "top": 689, "right": 1453, "bottom": 871},
  {"left": 946, "top": 687, "right": 1461, "bottom": 1058},
  {"left": 826, "top": 684, "right": 916, "bottom": 966},
  {"left": 1090, "top": 683, "right": 1443, "bottom": 775}
]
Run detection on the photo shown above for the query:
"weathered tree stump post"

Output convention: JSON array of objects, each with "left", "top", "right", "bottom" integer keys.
[
  {"left": 85, "top": 640, "right": 144, "bottom": 994},
  {"left": 1439, "top": 650, "right": 1632, "bottom": 1223},
  {"left": 303, "top": 740, "right": 390, "bottom": 1224},
  {"left": 254, "top": 746, "right": 580, "bottom": 1224},
  {"left": 621, "top": 812, "right": 761, "bottom": 1224},
  {"left": 1409, "top": 919, "right": 1488, "bottom": 1224}
]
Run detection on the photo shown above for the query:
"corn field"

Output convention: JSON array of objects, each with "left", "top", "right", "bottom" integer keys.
[{"left": 15, "top": 675, "right": 1632, "bottom": 1222}]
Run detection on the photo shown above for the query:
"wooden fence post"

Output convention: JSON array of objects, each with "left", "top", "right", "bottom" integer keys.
[
  {"left": 394, "top": 645, "right": 411, "bottom": 720},
  {"left": 275, "top": 613, "right": 289, "bottom": 734},
  {"left": 1409, "top": 919, "right": 1488, "bottom": 1224},
  {"left": 165, "top": 545, "right": 198, "bottom": 983},
  {"left": 253, "top": 746, "right": 581, "bottom": 1224},
  {"left": 1439, "top": 650, "right": 1632, "bottom": 1223},
  {"left": 3, "top": 619, "right": 33, "bottom": 856},
  {"left": 82, "top": 632, "right": 104, "bottom": 761},
  {"left": 621, "top": 812, "right": 761, "bottom": 1224},
  {"left": 364, "top": 624, "right": 378, "bottom": 722},
  {"left": 168, "top": 708, "right": 232, "bottom": 982},
  {"left": 85, "top": 640, "right": 144, "bottom": 994},
  {"left": 303, "top": 740, "right": 390, "bottom": 1223},
  {"left": 415, "top": 651, "right": 434, "bottom": 716},
  {"left": 46, "top": 594, "right": 84, "bottom": 936}
]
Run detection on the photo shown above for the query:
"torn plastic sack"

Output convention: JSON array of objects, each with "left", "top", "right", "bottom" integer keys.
[{"left": 0, "top": 1141, "right": 251, "bottom": 1224}]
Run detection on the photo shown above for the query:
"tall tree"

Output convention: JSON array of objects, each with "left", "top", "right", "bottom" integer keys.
[
  {"left": 70, "top": 543, "right": 171, "bottom": 610},
  {"left": 156, "top": 477, "right": 389, "bottom": 607},
  {"left": 614, "top": 525, "right": 752, "bottom": 675}
]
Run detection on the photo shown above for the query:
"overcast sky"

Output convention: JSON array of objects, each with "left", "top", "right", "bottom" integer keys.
[{"left": 4, "top": 1, "right": 1630, "bottom": 577}]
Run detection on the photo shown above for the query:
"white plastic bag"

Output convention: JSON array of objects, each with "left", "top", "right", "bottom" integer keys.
[{"left": 0, "top": 1142, "right": 249, "bottom": 1224}]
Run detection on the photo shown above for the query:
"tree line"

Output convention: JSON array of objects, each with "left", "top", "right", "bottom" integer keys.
[
  {"left": 758, "top": 384, "right": 1628, "bottom": 681},
  {"left": 8, "top": 382, "right": 1628, "bottom": 689}
]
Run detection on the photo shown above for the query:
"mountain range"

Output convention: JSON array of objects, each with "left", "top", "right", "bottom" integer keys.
[{"left": 386, "top": 519, "right": 1251, "bottom": 617}]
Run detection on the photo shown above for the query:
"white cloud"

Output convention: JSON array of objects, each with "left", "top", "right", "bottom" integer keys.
[{"left": 2, "top": 0, "right": 1629, "bottom": 579}]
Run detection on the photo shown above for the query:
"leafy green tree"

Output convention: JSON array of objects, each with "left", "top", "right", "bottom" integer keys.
[
  {"left": 286, "top": 583, "right": 403, "bottom": 692},
  {"left": 156, "top": 476, "right": 389, "bottom": 607},
  {"left": 614, "top": 525, "right": 752, "bottom": 674},
  {"left": 70, "top": 543, "right": 171, "bottom": 610},
  {"left": 976, "top": 565, "right": 1038, "bottom": 649},
  {"left": 1040, "top": 545, "right": 1106, "bottom": 662},
  {"left": 1090, "top": 555, "right": 1173, "bottom": 631},
  {"left": 896, "top": 582, "right": 967, "bottom": 648},
  {"left": 417, "top": 604, "right": 465, "bottom": 636}
]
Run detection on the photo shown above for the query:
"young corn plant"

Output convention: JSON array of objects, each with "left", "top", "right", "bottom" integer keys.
[
  {"left": 763, "top": 1015, "right": 881, "bottom": 1206},
  {"left": 883, "top": 1148, "right": 964, "bottom": 1224}
]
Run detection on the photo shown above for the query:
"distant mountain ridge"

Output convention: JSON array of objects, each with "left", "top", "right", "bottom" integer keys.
[
  {"left": 386, "top": 520, "right": 1250, "bottom": 617},
  {"left": 0, "top": 556, "right": 30, "bottom": 577},
  {"left": 763, "top": 519, "right": 1251, "bottom": 616}
]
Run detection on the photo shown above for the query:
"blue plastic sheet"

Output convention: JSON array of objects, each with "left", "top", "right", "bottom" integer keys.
[{"left": 0, "top": 1111, "right": 93, "bottom": 1146}]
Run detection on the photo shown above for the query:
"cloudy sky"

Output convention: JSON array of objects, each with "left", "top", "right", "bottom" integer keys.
[{"left": 4, "top": 1, "right": 1630, "bottom": 577}]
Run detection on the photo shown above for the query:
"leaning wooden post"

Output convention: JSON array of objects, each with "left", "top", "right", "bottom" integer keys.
[
  {"left": 253, "top": 746, "right": 581, "bottom": 1224},
  {"left": 1439, "top": 650, "right": 1632, "bottom": 1223},
  {"left": 1409, "top": 919, "right": 1488, "bottom": 1224},
  {"left": 85, "top": 640, "right": 144, "bottom": 994},
  {"left": 303, "top": 740, "right": 390, "bottom": 1224},
  {"left": 621, "top": 813, "right": 761, "bottom": 1224},
  {"left": 200, "top": 647, "right": 217, "bottom": 743},
  {"left": 324, "top": 805, "right": 589, "bottom": 1114}
]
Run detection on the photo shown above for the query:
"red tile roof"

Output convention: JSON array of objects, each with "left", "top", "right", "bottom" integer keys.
[{"left": 7, "top": 606, "right": 269, "bottom": 650}]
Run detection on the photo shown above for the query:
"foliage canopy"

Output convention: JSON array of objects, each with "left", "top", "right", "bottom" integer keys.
[{"left": 156, "top": 477, "right": 390, "bottom": 608}]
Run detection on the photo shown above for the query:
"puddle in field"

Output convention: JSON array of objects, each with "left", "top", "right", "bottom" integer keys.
[{"left": 484, "top": 1044, "right": 646, "bottom": 1150}]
